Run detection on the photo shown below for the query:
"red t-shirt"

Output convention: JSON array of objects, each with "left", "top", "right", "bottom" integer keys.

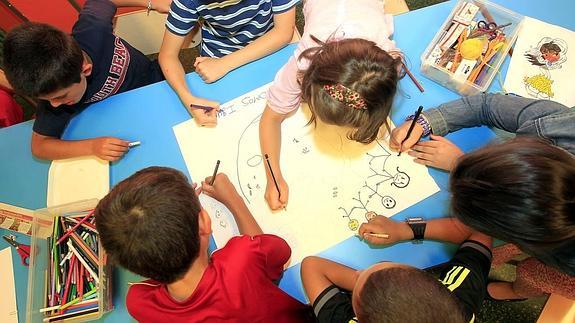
[
  {"left": 0, "top": 88, "right": 23, "bottom": 128},
  {"left": 126, "top": 234, "right": 313, "bottom": 322}
]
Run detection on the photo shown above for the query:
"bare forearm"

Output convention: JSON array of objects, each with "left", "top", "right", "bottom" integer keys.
[
  {"left": 31, "top": 135, "right": 93, "bottom": 160},
  {"left": 226, "top": 194, "right": 263, "bottom": 236},
  {"left": 220, "top": 18, "right": 294, "bottom": 71},
  {"left": 159, "top": 52, "right": 194, "bottom": 104},
  {"left": 111, "top": 0, "right": 147, "bottom": 7},
  {"left": 259, "top": 106, "right": 285, "bottom": 183},
  {"left": 301, "top": 256, "right": 358, "bottom": 304}
]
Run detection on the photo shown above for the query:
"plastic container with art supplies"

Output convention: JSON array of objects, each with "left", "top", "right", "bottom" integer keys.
[
  {"left": 420, "top": 0, "right": 524, "bottom": 95},
  {"left": 26, "top": 199, "right": 113, "bottom": 322}
]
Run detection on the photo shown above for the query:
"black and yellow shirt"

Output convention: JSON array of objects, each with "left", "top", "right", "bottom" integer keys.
[{"left": 312, "top": 240, "right": 491, "bottom": 323}]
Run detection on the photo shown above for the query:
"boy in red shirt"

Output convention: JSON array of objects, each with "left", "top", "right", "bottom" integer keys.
[{"left": 95, "top": 167, "right": 313, "bottom": 322}]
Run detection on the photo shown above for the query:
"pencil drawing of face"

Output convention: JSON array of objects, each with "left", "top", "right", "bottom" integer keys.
[
  {"left": 392, "top": 167, "right": 410, "bottom": 188},
  {"left": 381, "top": 196, "right": 396, "bottom": 209}
]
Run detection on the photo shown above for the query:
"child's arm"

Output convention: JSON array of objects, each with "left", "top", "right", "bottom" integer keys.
[
  {"left": 201, "top": 173, "right": 263, "bottom": 236},
  {"left": 259, "top": 105, "right": 290, "bottom": 210},
  {"left": 159, "top": 31, "right": 220, "bottom": 127},
  {"left": 110, "top": 0, "right": 171, "bottom": 13},
  {"left": 301, "top": 256, "right": 359, "bottom": 304},
  {"left": 194, "top": 8, "right": 296, "bottom": 83},
  {"left": 31, "top": 132, "right": 129, "bottom": 161},
  {"left": 391, "top": 93, "right": 573, "bottom": 153},
  {"left": 358, "top": 215, "right": 491, "bottom": 247}
]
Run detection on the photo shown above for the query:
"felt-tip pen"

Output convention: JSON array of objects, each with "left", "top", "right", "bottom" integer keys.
[{"left": 128, "top": 141, "right": 141, "bottom": 148}]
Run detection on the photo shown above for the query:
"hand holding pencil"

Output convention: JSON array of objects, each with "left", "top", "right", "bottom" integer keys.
[
  {"left": 358, "top": 214, "right": 413, "bottom": 245},
  {"left": 186, "top": 96, "right": 220, "bottom": 127},
  {"left": 264, "top": 154, "right": 289, "bottom": 211},
  {"left": 389, "top": 117, "right": 426, "bottom": 153}
]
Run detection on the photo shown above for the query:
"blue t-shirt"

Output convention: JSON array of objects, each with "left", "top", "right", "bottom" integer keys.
[
  {"left": 166, "top": 0, "right": 299, "bottom": 57},
  {"left": 33, "top": 0, "right": 164, "bottom": 137}
]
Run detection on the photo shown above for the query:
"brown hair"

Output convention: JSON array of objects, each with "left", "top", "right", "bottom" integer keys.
[
  {"left": 95, "top": 167, "right": 202, "bottom": 284},
  {"left": 299, "top": 37, "right": 404, "bottom": 143},
  {"left": 451, "top": 137, "right": 575, "bottom": 275},
  {"left": 356, "top": 267, "right": 466, "bottom": 323},
  {"left": 3, "top": 22, "right": 83, "bottom": 97}
]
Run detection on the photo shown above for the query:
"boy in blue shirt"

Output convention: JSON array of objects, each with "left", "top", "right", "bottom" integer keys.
[
  {"left": 159, "top": 0, "right": 299, "bottom": 126},
  {"left": 2, "top": 0, "right": 170, "bottom": 161}
]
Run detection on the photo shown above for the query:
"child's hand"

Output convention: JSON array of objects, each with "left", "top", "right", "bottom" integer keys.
[
  {"left": 389, "top": 121, "right": 424, "bottom": 152},
  {"left": 408, "top": 135, "right": 464, "bottom": 171},
  {"left": 150, "top": 0, "right": 172, "bottom": 13},
  {"left": 90, "top": 137, "right": 129, "bottom": 161},
  {"left": 201, "top": 173, "right": 240, "bottom": 207},
  {"left": 265, "top": 177, "right": 289, "bottom": 210},
  {"left": 358, "top": 214, "right": 412, "bottom": 245},
  {"left": 186, "top": 97, "right": 220, "bottom": 127},
  {"left": 194, "top": 57, "right": 231, "bottom": 83}
]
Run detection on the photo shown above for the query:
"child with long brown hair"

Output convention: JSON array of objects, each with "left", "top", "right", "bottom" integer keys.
[{"left": 260, "top": 0, "right": 405, "bottom": 210}]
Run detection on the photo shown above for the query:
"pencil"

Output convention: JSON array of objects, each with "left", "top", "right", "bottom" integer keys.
[
  {"left": 398, "top": 106, "right": 424, "bottom": 156},
  {"left": 367, "top": 232, "right": 390, "bottom": 239},
  {"left": 402, "top": 63, "right": 425, "bottom": 93},
  {"left": 264, "top": 154, "right": 281, "bottom": 198},
  {"left": 209, "top": 160, "right": 220, "bottom": 185},
  {"left": 56, "top": 211, "right": 94, "bottom": 245},
  {"left": 190, "top": 103, "right": 215, "bottom": 112}
]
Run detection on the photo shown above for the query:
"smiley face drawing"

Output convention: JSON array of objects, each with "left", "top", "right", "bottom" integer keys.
[
  {"left": 381, "top": 196, "right": 396, "bottom": 209},
  {"left": 347, "top": 219, "right": 360, "bottom": 231},
  {"left": 391, "top": 167, "right": 410, "bottom": 188}
]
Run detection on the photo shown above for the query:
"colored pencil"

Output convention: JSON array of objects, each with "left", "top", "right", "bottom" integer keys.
[
  {"left": 190, "top": 103, "right": 215, "bottom": 112},
  {"left": 398, "top": 106, "right": 424, "bottom": 156},
  {"left": 56, "top": 210, "right": 94, "bottom": 245},
  {"left": 209, "top": 160, "right": 220, "bottom": 185},
  {"left": 402, "top": 63, "right": 425, "bottom": 93},
  {"left": 264, "top": 154, "right": 281, "bottom": 198},
  {"left": 367, "top": 232, "right": 390, "bottom": 239}
]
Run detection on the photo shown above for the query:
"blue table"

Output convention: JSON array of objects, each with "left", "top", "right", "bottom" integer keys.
[{"left": 1, "top": 1, "right": 573, "bottom": 321}]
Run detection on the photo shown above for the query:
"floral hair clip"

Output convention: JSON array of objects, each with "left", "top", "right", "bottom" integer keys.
[{"left": 322, "top": 84, "right": 368, "bottom": 110}]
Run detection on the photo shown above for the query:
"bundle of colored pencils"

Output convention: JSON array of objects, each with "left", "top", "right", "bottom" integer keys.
[{"left": 41, "top": 210, "right": 101, "bottom": 322}]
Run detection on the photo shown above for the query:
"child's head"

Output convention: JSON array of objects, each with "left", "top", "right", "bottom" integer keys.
[
  {"left": 352, "top": 262, "right": 466, "bottom": 323},
  {"left": 3, "top": 22, "right": 92, "bottom": 106},
  {"left": 450, "top": 137, "right": 575, "bottom": 275},
  {"left": 299, "top": 38, "right": 404, "bottom": 143},
  {"left": 95, "top": 167, "right": 209, "bottom": 284}
]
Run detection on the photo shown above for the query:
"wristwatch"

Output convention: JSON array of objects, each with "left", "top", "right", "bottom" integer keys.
[{"left": 405, "top": 217, "right": 426, "bottom": 243}]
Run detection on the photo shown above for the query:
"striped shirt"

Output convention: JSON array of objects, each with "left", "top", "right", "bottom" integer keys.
[{"left": 167, "top": 0, "right": 299, "bottom": 57}]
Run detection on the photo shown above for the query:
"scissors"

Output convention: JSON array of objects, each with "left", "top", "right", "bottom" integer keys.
[
  {"left": 471, "top": 20, "right": 511, "bottom": 39},
  {"left": 3, "top": 235, "right": 31, "bottom": 266}
]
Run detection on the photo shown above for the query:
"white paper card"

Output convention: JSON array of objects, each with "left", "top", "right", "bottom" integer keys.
[
  {"left": 504, "top": 17, "right": 575, "bottom": 107},
  {"left": 174, "top": 84, "right": 440, "bottom": 266},
  {"left": 0, "top": 247, "right": 18, "bottom": 323}
]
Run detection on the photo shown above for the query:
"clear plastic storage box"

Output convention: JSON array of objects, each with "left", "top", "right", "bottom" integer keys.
[
  {"left": 27, "top": 199, "right": 113, "bottom": 322},
  {"left": 420, "top": 0, "right": 524, "bottom": 95}
]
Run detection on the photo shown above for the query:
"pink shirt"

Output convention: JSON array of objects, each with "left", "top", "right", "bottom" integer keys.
[{"left": 267, "top": 0, "right": 397, "bottom": 114}]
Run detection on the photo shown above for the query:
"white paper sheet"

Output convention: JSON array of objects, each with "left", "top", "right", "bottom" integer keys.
[
  {"left": 174, "top": 84, "right": 440, "bottom": 266},
  {"left": 47, "top": 157, "right": 109, "bottom": 207},
  {"left": 504, "top": 17, "right": 575, "bottom": 107},
  {"left": 0, "top": 247, "right": 18, "bottom": 323}
]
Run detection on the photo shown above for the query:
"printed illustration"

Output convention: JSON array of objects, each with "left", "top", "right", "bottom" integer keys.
[
  {"left": 524, "top": 38, "right": 568, "bottom": 70},
  {"left": 522, "top": 38, "right": 568, "bottom": 99},
  {"left": 504, "top": 17, "right": 575, "bottom": 106}
]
